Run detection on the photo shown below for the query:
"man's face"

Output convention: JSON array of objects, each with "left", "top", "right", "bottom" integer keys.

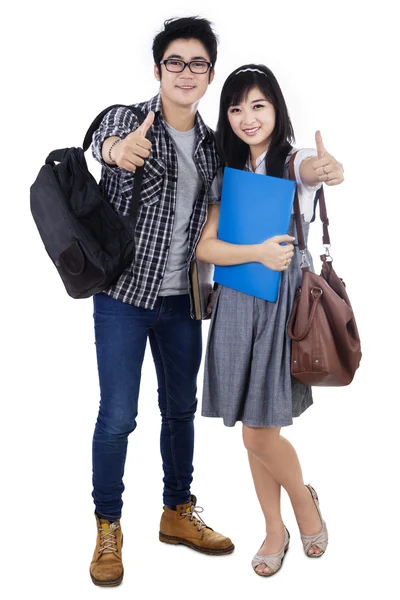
[{"left": 155, "top": 38, "right": 214, "bottom": 108}]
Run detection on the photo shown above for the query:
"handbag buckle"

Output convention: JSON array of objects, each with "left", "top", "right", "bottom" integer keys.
[
  {"left": 324, "top": 245, "right": 333, "bottom": 261},
  {"left": 300, "top": 250, "right": 310, "bottom": 268},
  {"left": 311, "top": 287, "right": 323, "bottom": 297}
]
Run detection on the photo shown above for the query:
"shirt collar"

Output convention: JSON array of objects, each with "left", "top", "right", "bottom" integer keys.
[
  {"left": 144, "top": 93, "right": 163, "bottom": 115},
  {"left": 246, "top": 149, "right": 268, "bottom": 172},
  {"left": 193, "top": 110, "right": 212, "bottom": 143}
]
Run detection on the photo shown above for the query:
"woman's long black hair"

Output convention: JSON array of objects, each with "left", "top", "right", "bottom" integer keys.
[{"left": 216, "top": 64, "right": 295, "bottom": 178}]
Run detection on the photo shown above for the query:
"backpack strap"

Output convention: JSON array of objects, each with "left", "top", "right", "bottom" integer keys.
[
  {"left": 45, "top": 106, "right": 146, "bottom": 166},
  {"left": 45, "top": 148, "right": 70, "bottom": 165},
  {"left": 83, "top": 104, "right": 150, "bottom": 224},
  {"left": 82, "top": 104, "right": 146, "bottom": 151}
]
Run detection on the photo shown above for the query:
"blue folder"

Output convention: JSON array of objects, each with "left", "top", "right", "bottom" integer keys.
[{"left": 213, "top": 167, "right": 296, "bottom": 302}]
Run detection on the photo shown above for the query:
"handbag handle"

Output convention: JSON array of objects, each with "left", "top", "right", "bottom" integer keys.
[
  {"left": 287, "top": 287, "right": 323, "bottom": 341},
  {"left": 288, "top": 154, "right": 331, "bottom": 251}
]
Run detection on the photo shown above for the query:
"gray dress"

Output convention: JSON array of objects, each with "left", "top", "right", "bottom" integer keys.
[{"left": 201, "top": 149, "right": 320, "bottom": 428}]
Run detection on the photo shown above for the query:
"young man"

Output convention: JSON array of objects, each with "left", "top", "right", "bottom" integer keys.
[{"left": 89, "top": 17, "right": 234, "bottom": 587}]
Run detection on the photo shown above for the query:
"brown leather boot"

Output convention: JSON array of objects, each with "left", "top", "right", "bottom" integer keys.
[
  {"left": 90, "top": 514, "right": 124, "bottom": 586},
  {"left": 159, "top": 495, "right": 234, "bottom": 555}
]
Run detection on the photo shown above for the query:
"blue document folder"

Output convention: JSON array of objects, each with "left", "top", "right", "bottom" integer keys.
[{"left": 213, "top": 167, "right": 296, "bottom": 302}]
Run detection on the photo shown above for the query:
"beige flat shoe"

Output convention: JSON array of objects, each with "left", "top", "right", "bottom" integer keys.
[
  {"left": 251, "top": 527, "right": 290, "bottom": 577},
  {"left": 300, "top": 484, "right": 328, "bottom": 557}
]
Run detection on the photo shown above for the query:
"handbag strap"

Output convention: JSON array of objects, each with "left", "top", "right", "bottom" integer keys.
[{"left": 288, "top": 153, "right": 331, "bottom": 251}]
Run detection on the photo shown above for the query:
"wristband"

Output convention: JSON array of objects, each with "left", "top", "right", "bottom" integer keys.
[{"left": 108, "top": 138, "right": 121, "bottom": 163}]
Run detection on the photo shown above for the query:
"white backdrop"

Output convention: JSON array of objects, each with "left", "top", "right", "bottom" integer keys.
[{"left": 1, "top": 0, "right": 399, "bottom": 598}]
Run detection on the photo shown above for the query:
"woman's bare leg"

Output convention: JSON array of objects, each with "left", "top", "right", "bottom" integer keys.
[
  {"left": 248, "top": 451, "right": 285, "bottom": 574},
  {"left": 243, "top": 425, "right": 324, "bottom": 559}
]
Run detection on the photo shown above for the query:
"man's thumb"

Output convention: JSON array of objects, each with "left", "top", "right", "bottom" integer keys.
[{"left": 138, "top": 111, "right": 155, "bottom": 136}]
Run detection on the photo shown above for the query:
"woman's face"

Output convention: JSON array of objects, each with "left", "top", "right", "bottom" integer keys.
[{"left": 227, "top": 86, "right": 276, "bottom": 155}]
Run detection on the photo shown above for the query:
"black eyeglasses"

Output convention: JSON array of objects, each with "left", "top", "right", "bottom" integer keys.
[{"left": 160, "top": 59, "right": 213, "bottom": 74}]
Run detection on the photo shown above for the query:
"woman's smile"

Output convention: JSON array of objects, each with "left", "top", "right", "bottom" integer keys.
[{"left": 243, "top": 126, "right": 261, "bottom": 136}]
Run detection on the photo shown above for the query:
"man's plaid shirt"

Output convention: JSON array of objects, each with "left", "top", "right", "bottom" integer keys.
[{"left": 92, "top": 93, "right": 220, "bottom": 313}]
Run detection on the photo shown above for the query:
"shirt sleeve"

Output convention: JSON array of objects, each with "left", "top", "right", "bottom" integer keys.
[
  {"left": 208, "top": 167, "right": 224, "bottom": 204},
  {"left": 292, "top": 148, "right": 321, "bottom": 223},
  {"left": 91, "top": 106, "right": 140, "bottom": 176}
]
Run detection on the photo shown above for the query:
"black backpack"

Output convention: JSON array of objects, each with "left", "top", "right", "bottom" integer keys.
[{"left": 30, "top": 104, "right": 147, "bottom": 299}]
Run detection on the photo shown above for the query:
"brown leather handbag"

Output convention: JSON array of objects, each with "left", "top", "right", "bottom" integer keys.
[{"left": 287, "top": 156, "right": 361, "bottom": 386}]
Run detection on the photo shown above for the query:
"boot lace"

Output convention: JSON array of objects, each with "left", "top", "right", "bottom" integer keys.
[
  {"left": 98, "top": 522, "right": 120, "bottom": 555},
  {"left": 180, "top": 503, "right": 208, "bottom": 532}
]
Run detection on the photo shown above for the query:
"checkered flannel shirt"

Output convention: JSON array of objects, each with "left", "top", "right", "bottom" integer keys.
[{"left": 92, "top": 93, "right": 220, "bottom": 312}]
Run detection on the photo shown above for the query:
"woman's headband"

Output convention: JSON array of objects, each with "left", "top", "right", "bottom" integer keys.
[{"left": 234, "top": 68, "right": 268, "bottom": 77}]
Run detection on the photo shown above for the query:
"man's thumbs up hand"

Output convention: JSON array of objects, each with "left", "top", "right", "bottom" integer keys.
[{"left": 111, "top": 112, "right": 154, "bottom": 172}]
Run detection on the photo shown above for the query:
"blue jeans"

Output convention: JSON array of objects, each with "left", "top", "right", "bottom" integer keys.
[{"left": 92, "top": 292, "right": 202, "bottom": 519}]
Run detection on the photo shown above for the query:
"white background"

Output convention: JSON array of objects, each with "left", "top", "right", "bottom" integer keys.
[{"left": 1, "top": 0, "right": 399, "bottom": 598}]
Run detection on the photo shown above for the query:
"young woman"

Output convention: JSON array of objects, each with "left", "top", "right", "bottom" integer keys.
[{"left": 196, "top": 64, "right": 344, "bottom": 577}]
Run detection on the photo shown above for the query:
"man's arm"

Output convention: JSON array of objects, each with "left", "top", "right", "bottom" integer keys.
[
  {"left": 102, "top": 112, "right": 155, "bottom": 171},
  {"left": 91, "top": 107, "right": 154, "bottom": 173},
  {"left": 101, "top": 136, "right": 122, "bottom": 166}
]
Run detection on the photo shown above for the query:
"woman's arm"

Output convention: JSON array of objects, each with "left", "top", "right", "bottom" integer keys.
[
  {"left": 196, "top": 204, "right": 261, "bottom": 265},
  {"left": 300, "top": 131, "right": 344, "bottom": 187},
  {"left": 196, "top": 204, "right": 295, "bottom": 271}
]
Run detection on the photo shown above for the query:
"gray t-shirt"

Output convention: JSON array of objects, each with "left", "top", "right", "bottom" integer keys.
[{"left": 159, "top": 122, "right": 202, "bottom": 296}]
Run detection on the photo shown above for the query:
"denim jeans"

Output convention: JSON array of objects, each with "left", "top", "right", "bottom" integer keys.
[{"left": 92, "top": 292, "right": 202, "bottom": 519}]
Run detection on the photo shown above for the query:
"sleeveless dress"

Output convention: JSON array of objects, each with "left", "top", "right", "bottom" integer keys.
[{"left": 201, "top": 148, "right": 320, "bottom": 428}]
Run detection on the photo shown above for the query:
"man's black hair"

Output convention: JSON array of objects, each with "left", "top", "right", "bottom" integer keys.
[{"left": 152, "top": 16, "right": 218, "bottom": 77}]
